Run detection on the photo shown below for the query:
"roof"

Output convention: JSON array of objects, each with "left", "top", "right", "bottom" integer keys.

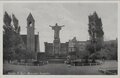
[{"left": 27, "top": 13, "right": 35, "bottom": 21}]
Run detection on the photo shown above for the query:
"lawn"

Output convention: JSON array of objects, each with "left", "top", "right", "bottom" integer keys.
[{"left": 3, "top": 60, "right": 117, "bottom": 75}]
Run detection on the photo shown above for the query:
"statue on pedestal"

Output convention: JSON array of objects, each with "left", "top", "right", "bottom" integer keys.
[{"left": 49, "top": 23, "right": 64, "bottom": 57}]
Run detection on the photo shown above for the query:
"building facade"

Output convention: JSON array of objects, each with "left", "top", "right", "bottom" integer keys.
[
  {"left": 68, "top": 37, "right": 77, "bottom": 53},
  {"left": 68, "top": 37, "right": 88, "bottom": 59}
]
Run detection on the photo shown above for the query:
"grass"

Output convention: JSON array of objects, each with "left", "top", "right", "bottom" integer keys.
[{"left": 3, "top": 60, "right": 118, "bottom": 75}]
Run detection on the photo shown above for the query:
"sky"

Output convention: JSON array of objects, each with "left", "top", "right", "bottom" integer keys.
[{"left": 3, "top": 3, "right": 118, "bottom": 52}]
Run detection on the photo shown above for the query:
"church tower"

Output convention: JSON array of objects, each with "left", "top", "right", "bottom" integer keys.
[{"left": 27, "top": 13, "right": 35, "bottom": 53}]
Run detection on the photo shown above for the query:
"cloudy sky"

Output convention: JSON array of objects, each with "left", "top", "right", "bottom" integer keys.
[{"left": 3, "top": 3, "right": 118, "bottom": 52}]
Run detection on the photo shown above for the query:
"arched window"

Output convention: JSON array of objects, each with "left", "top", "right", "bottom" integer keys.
[{"left": 29, "top": 21, "right": 32, "bottom": 27}]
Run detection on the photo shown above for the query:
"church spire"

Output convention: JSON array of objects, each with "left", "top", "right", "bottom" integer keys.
[{"left": 27, "top": 13, "right": 35, "bottom": 22}]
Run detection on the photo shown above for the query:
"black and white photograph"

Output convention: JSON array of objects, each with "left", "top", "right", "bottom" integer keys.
[{"left": 2, "top": 1, "right": 118, "bottom": 75}]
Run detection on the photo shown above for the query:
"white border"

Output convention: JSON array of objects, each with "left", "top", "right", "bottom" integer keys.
[
  {"left": 0, "top": 0, "right": 119, "bottom": 2},
  {"left": 0, "top": 1, "right": 119, "bottom": 3},
  {"left": 0, "top": 1, "right": 119, "bottom": 78}
]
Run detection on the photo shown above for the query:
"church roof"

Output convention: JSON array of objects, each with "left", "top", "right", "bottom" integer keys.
[{"left": 27, "top": 13, "right": 35, "bottom": 21}]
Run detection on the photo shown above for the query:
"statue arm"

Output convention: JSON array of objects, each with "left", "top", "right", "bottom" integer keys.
[
  {"left": 49, "top": 25, "right": 53, "bottom": 27},
  {"left": 49, "top": 25, "right": 55, "bottom": 30}
]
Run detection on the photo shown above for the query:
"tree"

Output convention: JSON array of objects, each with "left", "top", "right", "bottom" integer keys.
[
  {"left": 89, "top": 40, "right": 118, "bottom": 60},
  {"left": 99, "top": 40, "right": 117, "bottom": 60},
  {"left": 3, "top": 12, "right": 14, "bottom": 62},
  {"left": 87, "top": 12, "right": 104, "bottom": 55},
  {"left": 3, "top": 12, "right": 25, "bottom": 62}
]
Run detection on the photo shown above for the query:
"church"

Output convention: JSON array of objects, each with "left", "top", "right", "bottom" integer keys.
[{"left": 21, "top": 13, "right": 40, "bottom": 59}]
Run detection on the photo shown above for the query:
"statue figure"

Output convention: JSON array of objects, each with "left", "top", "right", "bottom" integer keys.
[{"left": 49, "top": 23, "right": 64, "bottom": 40}]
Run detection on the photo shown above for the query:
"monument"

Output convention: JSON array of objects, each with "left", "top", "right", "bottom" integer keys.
[
  {"left": 45, "top": 23, "right": 68, "bottom": 58},
  {"left": 49, "top": 23, "right": 64, "bottom": 56}
]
